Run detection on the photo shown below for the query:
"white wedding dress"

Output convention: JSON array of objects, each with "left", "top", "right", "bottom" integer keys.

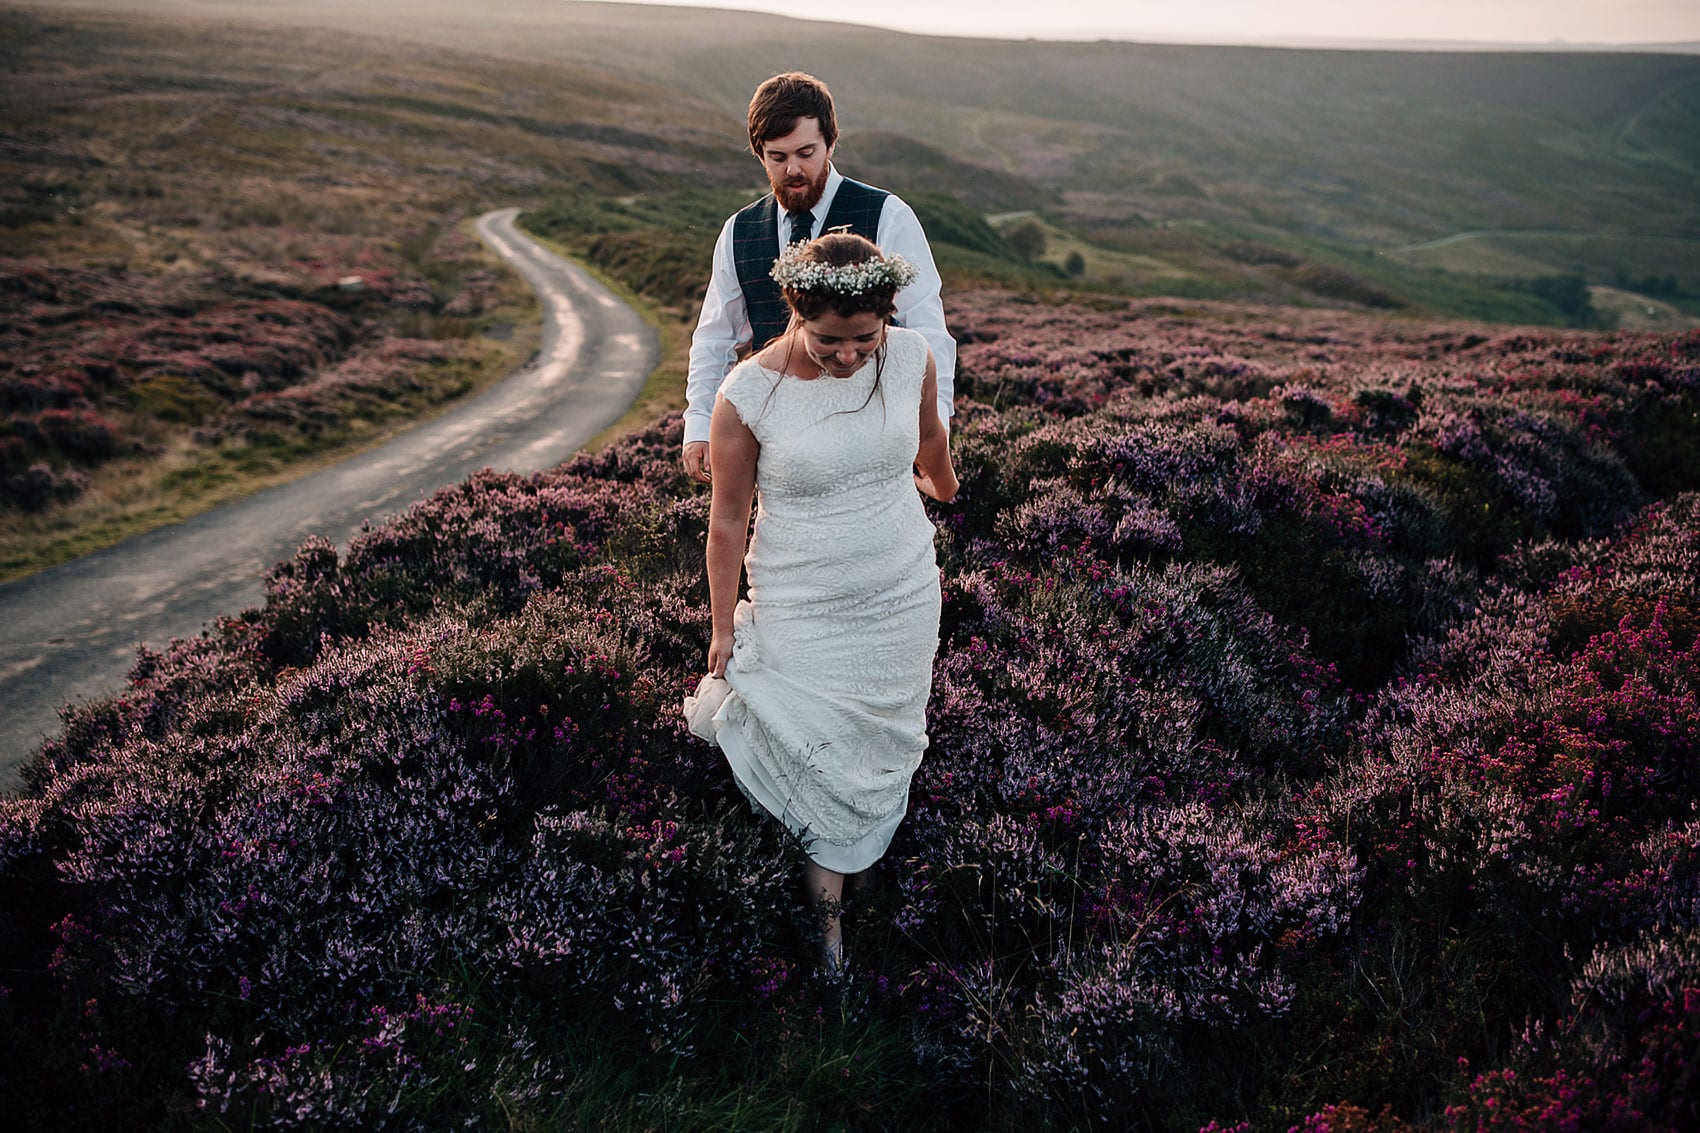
[{"left": 685, "top": 326, "right": 941, "bottom": 872}]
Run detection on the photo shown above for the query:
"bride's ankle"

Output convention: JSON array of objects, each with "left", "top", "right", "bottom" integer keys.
[{"left": 817, "top": 932, "right": 846, "bottom": 975}]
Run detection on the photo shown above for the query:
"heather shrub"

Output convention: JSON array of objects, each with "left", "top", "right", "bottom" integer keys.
[
  {"left": 1, "top": 460, "right": 86, "bottom": 511},
  {"left": 928, "top": 550, "right": 1351, "bottom": 802},
  {"left": 1623, "top": 384, "right": 1700, "bottom": 497},
  {"left": 45, "top": 638, "right": 516, "bottom": 1037},
  {"left": 34, "top": 408, "right": 119, "bottom": 462},
  {"left": 959, "top": 402, "right": 1473, "bottom": 685},
  {"left": 0, "top": 233, "right": 523, "bottom": 511},
  {"left": 257, "top": 459, "right": 677, "bottom": 666},
  {"left": 488, "top": 803, "right": 798, "bottom": 1045},
  {"left": 891, "top": 794, "right": 1362, "bottom": 1120},
  {"left": 422, "top": 582, "right": 716, "bottom": 810},
  {"left": 7, "top": 295, "right": 1700, "bottom": 1129},
  {"left": 1445, "top": 929, "right": 1700, "bottom": 1132},
  {"left": 13, "top": 608, "right": 804, "bottom": 1122},
  {"left": 26, "top": 619, "right": 270, "bottom": 792},
  {"left": 1296, "top": 495, "right": 1700, "bottom": 1119},
  {"left": 1405, "top": 398, "right": 1641, "bottom": 542},
  {"left": 886, "top": 542, "right": 1365, "bottom": 1117},
  {"left": 185, "top": 994, "right": 506, "bottom": 1129}
]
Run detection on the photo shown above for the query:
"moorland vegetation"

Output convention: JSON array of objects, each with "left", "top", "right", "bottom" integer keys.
[
  {"left": 3, "top": 289, "right": 1697, "bottom": 1128},
  {"left": 0, "top": 7, "right": 746, "bottom": 578},
  {"left": 3, "top": 5, "right": 1699, "bottom": 1129}
]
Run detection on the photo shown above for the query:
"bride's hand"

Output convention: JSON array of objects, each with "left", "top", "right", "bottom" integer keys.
[{"left": 707, "top": 631, "right": 733, "bottom": 678}]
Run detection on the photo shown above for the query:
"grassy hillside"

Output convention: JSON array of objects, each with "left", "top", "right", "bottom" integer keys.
[
  {"left": 0, "top": 4, "right": 1093, "bottom": 577},
  {"left": 0, "top": 7, "right": 750, "bottom": 578},
  {"left": 5, "top": 1, "right": 1697, "bottom": 580},
  {"left": 25, "top": 0, "right": 1700, "bottom": 296}
]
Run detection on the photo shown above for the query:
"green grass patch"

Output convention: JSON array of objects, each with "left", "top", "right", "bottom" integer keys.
[{"left": 121, "top": 373, "right": 224, "bottom": 426}]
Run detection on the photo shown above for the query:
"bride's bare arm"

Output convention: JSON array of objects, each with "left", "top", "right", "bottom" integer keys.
[
  {"left": 706, "top": 393, "right": 759, "bottom": 676},
  {"left": 914, "top": 352, "right": 958, "bottom": 503}
]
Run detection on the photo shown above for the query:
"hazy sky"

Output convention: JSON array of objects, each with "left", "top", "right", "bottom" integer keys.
[{"left": 607, "top": 0, "right": 1700, "bottom": 45}]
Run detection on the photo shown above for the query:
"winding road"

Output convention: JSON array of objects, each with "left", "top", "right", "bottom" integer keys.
[{"left": 0, "top": 208, "right": 658, "bottom": 789}]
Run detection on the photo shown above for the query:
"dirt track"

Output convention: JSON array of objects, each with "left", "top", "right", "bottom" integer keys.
[{"left": 0, "top": 209, "right": 658, "bottom": 789}]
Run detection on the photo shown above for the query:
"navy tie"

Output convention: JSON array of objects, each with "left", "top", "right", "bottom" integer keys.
[{"left": 787, "top": 209, "right": 814, "bottom": 245}]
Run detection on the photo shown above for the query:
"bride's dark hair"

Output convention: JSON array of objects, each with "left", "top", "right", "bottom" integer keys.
[{"left": 778, "top": 232, "right": 902, "bottom": 323}]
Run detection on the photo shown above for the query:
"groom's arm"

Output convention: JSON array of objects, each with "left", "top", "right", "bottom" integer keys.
[
  {"left": 878, "top": 195, "right": 956, "bottom": 433},
  {"left": 685, "top": 215, "right": 750, "bottom": 449}
]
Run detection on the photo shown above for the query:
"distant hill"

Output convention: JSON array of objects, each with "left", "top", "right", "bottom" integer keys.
[
  {"left": 7, "top": 0, "right": 1697, "bottom": 325},
  {"left": 19, "top": 1, "right": 1699, "bottom": 281}
]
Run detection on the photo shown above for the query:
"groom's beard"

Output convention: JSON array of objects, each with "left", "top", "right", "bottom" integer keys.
[{"left": 773, "top": 165, "right": 828, "bottom": 213}]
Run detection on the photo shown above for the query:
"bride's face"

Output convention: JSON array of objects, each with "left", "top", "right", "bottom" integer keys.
[{"left": 799, "top": 310, "right": 885, "bottom": 378}]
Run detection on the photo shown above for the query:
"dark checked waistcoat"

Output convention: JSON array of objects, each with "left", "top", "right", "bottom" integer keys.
[{"left": 731, "top": 178, "right": 889, "bottom": 351}]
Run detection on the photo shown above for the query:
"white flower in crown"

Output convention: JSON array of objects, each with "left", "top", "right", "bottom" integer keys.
[{"left": 770, "top": 241, "right": 918, "bottom": 295}]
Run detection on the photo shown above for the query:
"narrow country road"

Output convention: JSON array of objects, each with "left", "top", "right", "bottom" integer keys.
[{"left": 0, "top": 208, "right": 658, "bottom": 789}]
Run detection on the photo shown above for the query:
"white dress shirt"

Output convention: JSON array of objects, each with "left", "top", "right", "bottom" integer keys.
[{"left": 683, "top": 165, "right": 956, "bottom": 446}]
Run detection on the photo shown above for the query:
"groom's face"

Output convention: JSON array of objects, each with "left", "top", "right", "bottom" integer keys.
[{"left": 758, "top": 117, "right": 833, "bottom": 213}]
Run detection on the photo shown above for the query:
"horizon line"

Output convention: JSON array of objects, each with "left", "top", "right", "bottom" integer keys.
[{"left": 588, "top": 1, "right": 1700, "bottom": 53}]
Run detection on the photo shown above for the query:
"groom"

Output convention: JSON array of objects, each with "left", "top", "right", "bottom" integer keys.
[{"left": 680, "top": 71, "right": 955, "bottom": 484}]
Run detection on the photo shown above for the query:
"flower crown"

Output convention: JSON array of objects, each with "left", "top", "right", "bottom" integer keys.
[{"left": 770, "top": 240, "right": 917, "bottom": 296}]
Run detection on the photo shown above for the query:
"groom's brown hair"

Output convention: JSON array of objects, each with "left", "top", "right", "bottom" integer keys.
[{"left": 747, "top": 72, "right": 839, "bottom": 154}]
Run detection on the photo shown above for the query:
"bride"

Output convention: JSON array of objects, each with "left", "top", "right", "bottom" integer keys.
[{"left": 684, "top": 232, "right": 957, "bottom": 974}]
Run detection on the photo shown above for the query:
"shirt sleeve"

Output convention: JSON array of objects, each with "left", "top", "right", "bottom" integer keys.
[
  {"left": 877, "top": 194, "right": 956, "bottom": 432},
  {"left": 684, "top": 215, "right": 750, "bottom": 447}
]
